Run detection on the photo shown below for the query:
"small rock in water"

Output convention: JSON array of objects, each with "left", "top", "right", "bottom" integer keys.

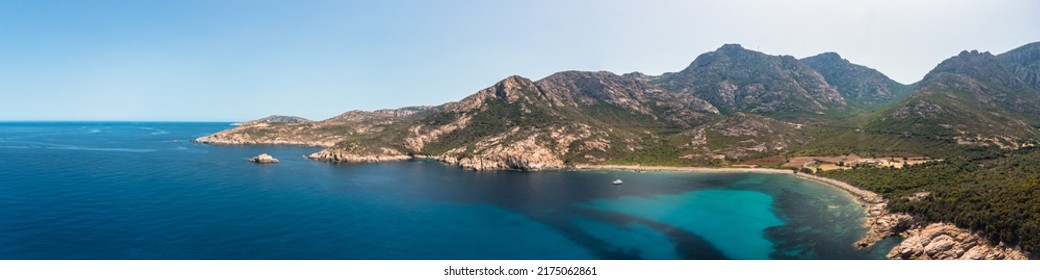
[{"left": 249, "top": 153, "right": 280, "bottom": 164}]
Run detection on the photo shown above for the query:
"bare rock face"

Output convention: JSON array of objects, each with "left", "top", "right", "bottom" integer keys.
[
  {"left": 249, "top": 153, "right": 280, "bottom": 164},
  {"left": 856, "top": 212, "right": 914, "bottom": 249},
  {"left": 307, "top": 148, "right": 412, "bottom": 163},
  {"left": 439, "top": 134, "right": 566, "bottom": 171},
  {"left": 889, "top": 223, "right": 1027, "bottom": 260},
  {"left": 537, "top": 71, "right": 663, "bottom": 115},
  {"left": 403, "top": 115, "right": 472, "bottom": 152}
]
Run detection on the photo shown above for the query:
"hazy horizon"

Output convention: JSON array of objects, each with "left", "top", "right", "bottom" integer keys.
[{"left": 2, "top": 0, "right": 1038, "bottom": 121}]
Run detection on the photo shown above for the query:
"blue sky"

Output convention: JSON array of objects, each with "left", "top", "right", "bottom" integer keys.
[{"left": 1, "top": 0, "right": 1037, "bottom": 121}]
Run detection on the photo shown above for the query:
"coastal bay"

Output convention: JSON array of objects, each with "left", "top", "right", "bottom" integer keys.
[
  {"left": 1, "top": 122, "right": 894, "bottom": 259},
  {"left": 571, "top": 164, "right": 899, "bottom": 248},
  {"left": 4, "top": 122, "right": 1025, "bottom": 259},
  {"left": 570, "top": 165, "right": 1028, "bottom": 259}
]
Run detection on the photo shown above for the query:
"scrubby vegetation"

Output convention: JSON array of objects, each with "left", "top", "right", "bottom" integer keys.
[{"left": 820, "top": 147, "right": 1040, "bottom": 257}]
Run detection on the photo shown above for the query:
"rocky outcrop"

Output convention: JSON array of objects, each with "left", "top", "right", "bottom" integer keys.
[
  {"left": 403, "top": 115, "right": 472, "bottom": 151},
  {"left": 856, "top": 211, "right": 914, "bottom": 249},
  {"left": 811, "top": 174, "right": 1032, "bottom": 259},
  {"left": 889, "top": 223, "right": 1027, "bottom": 260},
  {"left": 249, "top": 153, "right": 280, "bottom": 164},
  {"left": 438, "top": 134, "right": 566, "bottom": 171},
  {"left": 308, "top": 138, "right": 566, "bottom": 170},
  {"left": 307, "top": 148, "right": 412, "bottom": 163}
]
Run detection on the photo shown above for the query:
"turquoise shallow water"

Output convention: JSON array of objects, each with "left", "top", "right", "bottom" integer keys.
[
  {"left": 581, "top": 190, "right": 783, "bottom": 259},
  {"left": 0, "top": 122, "right": 895, "bottom": 259}
]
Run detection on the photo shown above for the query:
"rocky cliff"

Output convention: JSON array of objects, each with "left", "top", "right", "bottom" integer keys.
[
  {"left": 307, "top": 148, "right": 411, "bottom": 163},
  {"left": 889, "top": 223, "right": 1027, "bottom": 260}
]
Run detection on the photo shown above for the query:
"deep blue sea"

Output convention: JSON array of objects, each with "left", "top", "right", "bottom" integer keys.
[{"left": 0, "top": 122, "right": 896, "bottom": 259}]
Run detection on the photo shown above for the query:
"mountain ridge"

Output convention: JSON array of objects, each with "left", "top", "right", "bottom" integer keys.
[
  {"left": 198, "top": 42, "right": 1040, "bottom": 167},
  {"left": 655, "top": 44, "right": 846, "bottom": 117},
  {"left": 193, "top": 41, "right": 1040, "bottom": 259}
]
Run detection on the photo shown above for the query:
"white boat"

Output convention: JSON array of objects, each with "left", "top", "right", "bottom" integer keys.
[{"left": 612, "top": 179, "right": 623, "bottom": 185}]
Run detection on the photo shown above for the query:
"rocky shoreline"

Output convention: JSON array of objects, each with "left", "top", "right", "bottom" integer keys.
[
  {"left": 890, "top": 223, "right": 1027, "bottom": 260},
  {"left": 305, "top": 149, "right": 566, "bottom": 171},
  {"left": 193, "top": 135, "right": 334, "bottom": 147},
  {"left": 306, "top": 148, "right": 412, "bottom": 163}
]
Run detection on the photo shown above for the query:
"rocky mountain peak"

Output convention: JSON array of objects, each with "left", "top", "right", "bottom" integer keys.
[
  {"left": 718, "top": 43, "right": 746, "bottom": 52},
  {"left": 469, "top": 75, "right": 537, "bottom": 103},
  {"left": 801, "top": 52, "right": 908, "bottom": 107},
  {"left": 924, "top": 49, "right": 1026, "bottom": 91},
  {"left": 958, "top": 49, "right": 994, "bottom": 58},
  {"left": 929, "top": 50, "right": 996, "bottom": 76},
  {"left": 494, "top": 75, "right": 538, "bottom": 100},
  {"left": 499, "top": 75, "right": 533, "bottom": 89},
  {"left": 811, "top": 52, "right": 844, "bottom": 62},
  {"left": 657, "top": 44, "right": 845, "bottom": 116},
  {"left": 686, "top": 44, "right": 767, "bottom": 69},
  {"left": 444, "top": 75, "right": 539, "bottom": 112}
]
